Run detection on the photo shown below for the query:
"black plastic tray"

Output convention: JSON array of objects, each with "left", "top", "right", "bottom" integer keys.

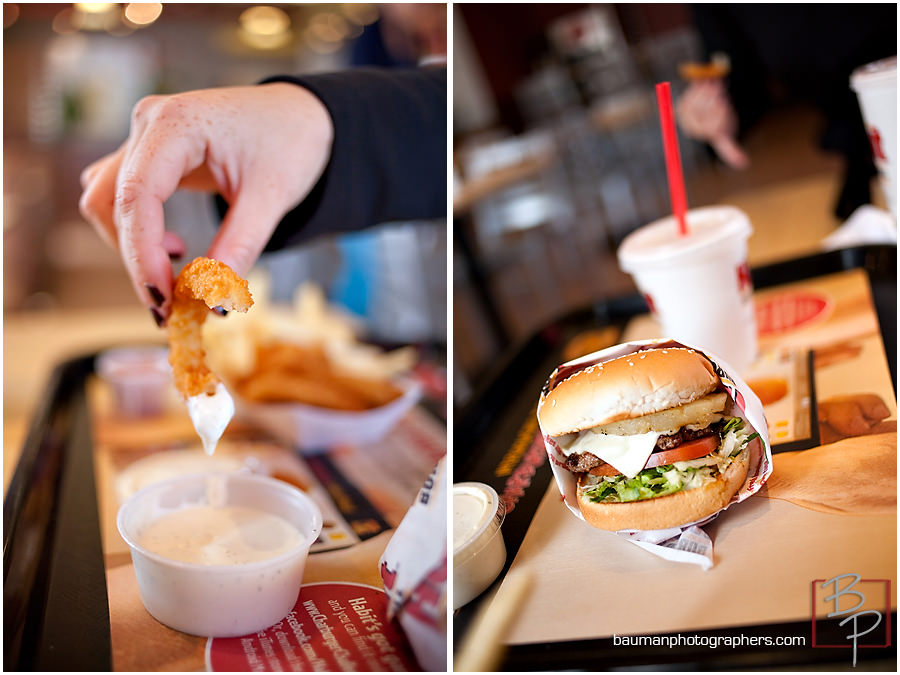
[
  {"left": 3, "top": 354, "right": 108, "bottom": 671},
  {"left": 453, "top": 245, "right": 897, "bottom": 671},
  {"left": 3, "top": 344, "right": 444, "bottom": 671}
]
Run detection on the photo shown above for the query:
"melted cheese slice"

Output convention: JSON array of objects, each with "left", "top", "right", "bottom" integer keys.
[{"left": 556, "top": 430, "right": 661, "bottom": 478}]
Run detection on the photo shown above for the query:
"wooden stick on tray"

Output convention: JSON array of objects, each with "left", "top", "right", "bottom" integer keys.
[{"left": 455, "top": 571, "right": 532, "bottom": 672}]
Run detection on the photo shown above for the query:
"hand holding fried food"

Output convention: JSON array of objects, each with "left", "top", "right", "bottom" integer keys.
[{"left": 168, "top": 257, "right": 254, "bottom": 398}]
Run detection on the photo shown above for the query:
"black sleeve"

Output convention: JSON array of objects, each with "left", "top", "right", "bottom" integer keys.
[{"left": 229, "top": 66, "right": 447, "bottom": 252}]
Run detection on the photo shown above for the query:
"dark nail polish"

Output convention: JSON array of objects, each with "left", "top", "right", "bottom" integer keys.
[
  {"left": 212, "top": 306, "right": 228, "bottom": 317},
  {"left": 145, "top": 284, "right": 165, "bottom": 307},
  {"left": 168, "top": 252, "right": 183, "bottom": 261},
  {"left": 150, "top": 307, "right": 165, "bottom": 327}
]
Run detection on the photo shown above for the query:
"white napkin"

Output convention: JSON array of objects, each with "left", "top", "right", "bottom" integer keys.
[
  {"left": 620, "top": 525, "right": 714, "bottom": 570},
  {"left": 822, "top": 205, "right": 897, "bottom": 250}
]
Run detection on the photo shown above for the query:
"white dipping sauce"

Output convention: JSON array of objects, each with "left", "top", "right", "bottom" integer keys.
[
  {"left": 452, "top": 482, "right": 507, "bottom": 609},
  {"left": 118, "top": 473, "right": 323, "bottom": 637},
  {"left": 186, "top": 382, "right": 234, "bottom": 455},
  {"left": 453, "top": 489, "right": 490, "bottom": 551},
  {"left": 138, "top": 505, "right": 304, "bottom": 565}
]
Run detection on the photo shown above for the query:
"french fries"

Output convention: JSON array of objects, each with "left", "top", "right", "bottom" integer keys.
[
  {"left": 234, "top": 342, "right": 403, "bottom": 410},
  {"left": 202, "top": 275, "right": 414, "bottom": 412}
]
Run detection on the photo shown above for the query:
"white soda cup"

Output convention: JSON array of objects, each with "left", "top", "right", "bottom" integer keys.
[
  {"left": 617, "top": 206, "right": 757, "bottom": 372},
  {"left": 850, "top": 56, "right": 897, "bottom": 217}
]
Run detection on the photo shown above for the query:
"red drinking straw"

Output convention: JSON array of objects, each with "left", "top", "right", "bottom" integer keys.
[{"left": 655, "top": 81, "right": 689, "bottom": 236}]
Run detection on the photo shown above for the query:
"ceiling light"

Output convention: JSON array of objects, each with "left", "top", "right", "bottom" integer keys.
[
  {"left": 240, "top": 6, "right": 290, "bottom": 37},
  {"left": 302, "top": 27, "right": 343, "bottom": 54},
  {"left": 51, "top": 7, "right": 79, "bottom": 34},
  {"left": 75, "top": 2, "right": 115, "bottom": 13},
  {"left": 340, "top": 3, "right": 378, "bottom": 26},
  {"left": 4, "top": 4, "right": 20, "bottom": 29},
  {"left": 73, "top": 3, "right": 118, "bottom": 31},
  {"left": 124, "top": 3, "right": 162, "bottom": 26},
  {"left": 309, "top": 12, "right": 349, "bottom": 43},
  {"left": 238, "top": 27, "right": 293, "bottom": 51}
]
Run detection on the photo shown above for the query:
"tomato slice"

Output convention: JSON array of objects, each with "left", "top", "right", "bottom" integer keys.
[
  {"left": 588, "top": 462, "right": 624, "bottom": 477},
  {"left": 644, "top": 435, "right": 720, "bottom": 469},
  {"left": 588, "top": 434, "right": 720, "bottom": 477}
]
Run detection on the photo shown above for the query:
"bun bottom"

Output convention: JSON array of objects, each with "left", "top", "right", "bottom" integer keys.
[{"left": 576, "top": 447, "right": 750, "bottom": 531}]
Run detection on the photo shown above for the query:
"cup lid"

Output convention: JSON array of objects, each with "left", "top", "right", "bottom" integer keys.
[
  {"left": 452, "top": 482, "right": 505, "bottom": 559},
  {"left": 851, "top": 56, "right": 897, "bottom": 90},
  {"left": 617, "top": 206, "right": 752, "bottom": 270}
]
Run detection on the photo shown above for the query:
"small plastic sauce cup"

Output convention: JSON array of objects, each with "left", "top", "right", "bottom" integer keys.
[
  {"left": 96, "top": 346, "right": 172, "bottom": 418},
  {"left": 452, "top": 482, "right": 507, "bottom": 609},
  {"left": 117, "top": 472, "right": 322, "bottom": 637}
]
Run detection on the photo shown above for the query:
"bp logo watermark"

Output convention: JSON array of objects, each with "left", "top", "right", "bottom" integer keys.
[{"left": 812, "top": 574, "right": 891, "bottom": 666}]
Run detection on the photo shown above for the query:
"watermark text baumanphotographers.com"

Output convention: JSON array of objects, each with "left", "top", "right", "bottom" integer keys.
[{"left": 613, "top": 634, "right": 805, "bottom": 649}]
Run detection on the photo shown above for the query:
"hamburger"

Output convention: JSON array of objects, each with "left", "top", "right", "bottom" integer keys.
[{"left": 538, "top": 347, "right": 758, "bottom": 531}]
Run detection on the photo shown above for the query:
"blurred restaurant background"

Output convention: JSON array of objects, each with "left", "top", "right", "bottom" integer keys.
[
  {"left": 3, "top": 2, "right": 447, "bottom": 474},
  {"left": 452, "top": 3, "right": 896, "bottom": 406}
]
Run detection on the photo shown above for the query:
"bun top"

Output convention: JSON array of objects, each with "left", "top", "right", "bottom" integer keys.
[{"left": 538, "top": 348, "right": 719, "bottom": 436}]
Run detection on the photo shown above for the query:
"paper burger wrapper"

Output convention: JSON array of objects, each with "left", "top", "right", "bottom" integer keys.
[
  {"left": 537, "top": 339, "right": 772, "bottom": 569},
  {"left": 379, "top": 457, "right": 447, "bottom": 671}
]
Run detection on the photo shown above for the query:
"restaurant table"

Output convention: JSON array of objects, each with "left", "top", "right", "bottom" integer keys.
[
  {"left": 3, "top": 321, "right": 447, "bottom": 671},
  {"left": 454, "top": 245, "right": 896, "bottom": 670}
]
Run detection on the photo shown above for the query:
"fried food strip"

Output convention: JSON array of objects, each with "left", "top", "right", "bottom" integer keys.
[{"left": 168, "top": 258, "right": 253, "bottom": 397}]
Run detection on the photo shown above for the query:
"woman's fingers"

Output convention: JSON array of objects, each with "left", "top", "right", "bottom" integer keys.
[
  {"left": 79, "top": 149, "right": 126, "bottom": 249},
  {"left": 711, "top": 135, "right": 750, "bottom": 169},
  {"left": 205, "top": 187, "right": 285, "bottom": 277},
  {"left": 162, "top": 230, "right": 187, "bottom": 259},
  {"left": 114, "top": 118, "right": 208, "bottom": 313},
  {"left": 80, "top": 84, "right": 335, "bottom": 322}
]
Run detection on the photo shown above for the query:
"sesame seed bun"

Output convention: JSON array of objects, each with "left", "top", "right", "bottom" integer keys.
[{"left": 538, "top": 348, "right": 720, "bottom": 437}]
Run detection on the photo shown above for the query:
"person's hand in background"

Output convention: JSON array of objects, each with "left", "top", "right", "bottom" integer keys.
[
  {"left": 676, "top": 79, "right": 750, "bottom": 170},
  {"left": 79, "top": 83, "right": 333, "bottom": 324}
]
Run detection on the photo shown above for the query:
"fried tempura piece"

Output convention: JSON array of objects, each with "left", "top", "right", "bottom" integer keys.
[{"left": 168, "top": 258, "right": 253, "bottom": 397}]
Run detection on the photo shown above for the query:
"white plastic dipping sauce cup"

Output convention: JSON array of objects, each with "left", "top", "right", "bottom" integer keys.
[
  {"left": 617, "top": 205, "right": 757, "bottom": 372},
  {"left": 117, "top": 472, "right": 322, "bottom": 637},
  {"left": 851, "top": 57, "right": 897, "bottom": 217},
  {"left": 96, "top": 346, "right": 172, "bottom": 418},
  {"left": 453, "top": 482, "right": 507, "bottom": 609}
]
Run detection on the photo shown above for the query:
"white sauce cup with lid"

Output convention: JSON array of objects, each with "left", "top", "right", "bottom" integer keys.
[
  {"left": 117, "top": 472, "right": 322, "bottom": 637},
  {"left": 452, "top": 482, "right": 507, "bottom": 609}
]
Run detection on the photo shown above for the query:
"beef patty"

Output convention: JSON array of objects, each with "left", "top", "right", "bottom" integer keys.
[{"left": 564, "top": 420, "right": 725, "bottom": 474}]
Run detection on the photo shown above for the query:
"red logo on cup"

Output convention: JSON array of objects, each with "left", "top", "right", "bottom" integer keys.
[
  {"left": 642, "top": 293, "right": 657, "bottom": 315},
  {"left": 868, "top": 126, "right": 887, "bottom": 162},
  {"left": 736, "top": 262, "right": 753, "bottom": 294}
]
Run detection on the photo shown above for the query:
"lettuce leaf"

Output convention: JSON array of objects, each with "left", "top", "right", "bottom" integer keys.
[{"left": 581, "top": 418, "right": 754, "bottom": 504}]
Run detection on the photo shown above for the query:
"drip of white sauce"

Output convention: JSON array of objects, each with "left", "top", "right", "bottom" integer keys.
[
  {"left": 186, "top": 382, "right": 234, "bottom": 455},
  {"left": 137, "top": 505, "right": 304, "bottom": 565}
]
